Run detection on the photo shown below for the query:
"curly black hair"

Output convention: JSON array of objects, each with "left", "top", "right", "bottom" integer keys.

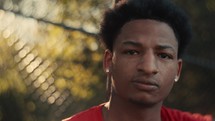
[{"left": 99, "top": 0, "right": 192, "bottom": 58}]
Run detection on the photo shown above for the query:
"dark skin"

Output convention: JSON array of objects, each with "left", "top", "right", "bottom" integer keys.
[{"left": 103, "top": 19, "right": 182, "bottom": 121}]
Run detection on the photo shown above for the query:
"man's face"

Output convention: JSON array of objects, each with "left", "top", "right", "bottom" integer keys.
[{"left": 104, "top": 19, "right": 182, "bottom": 106}]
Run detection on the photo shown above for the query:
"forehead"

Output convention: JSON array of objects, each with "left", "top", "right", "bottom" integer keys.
[{"left": 114, "top": 19, "right": 178, "bottom": 48}]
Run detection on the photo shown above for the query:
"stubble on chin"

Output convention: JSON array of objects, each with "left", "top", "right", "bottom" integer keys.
[{"left": 128, "top": 97, "right": 163, "bottom": 108}]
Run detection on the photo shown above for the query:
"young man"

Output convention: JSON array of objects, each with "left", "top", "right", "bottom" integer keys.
[{"left": 63, "top": 0, "right": 213, "bottom": 121}]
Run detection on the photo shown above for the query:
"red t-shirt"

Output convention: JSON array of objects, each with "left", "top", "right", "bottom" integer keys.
[{"left": 63, "top": 104, "right": 213, "bottom": 121}]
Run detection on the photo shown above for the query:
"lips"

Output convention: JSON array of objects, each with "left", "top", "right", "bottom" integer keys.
[{"left": 131, "top": 79, "right": 159, "bottom": 91}]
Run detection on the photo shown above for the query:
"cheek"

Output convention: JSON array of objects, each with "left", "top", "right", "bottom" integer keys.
[
  {"left": 111, "top": 55, "right": 135, "bottom": 79},
  {"left": 111, "top": 62, "right": 132, "bottom": 85},
  {"left": 162, "top": 75, "right": 175, "bottom": 91},
  {"left": 159, "top": 61, "right": 179, "bottom": 81},
  {"left": 159, "top": 64, "right": 178, "bottom": 96},
  {"left": 110, "top": 58, "right": 135, "bottom": 92}
]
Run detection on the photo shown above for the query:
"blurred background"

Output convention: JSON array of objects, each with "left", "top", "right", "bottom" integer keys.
[{"left": 0, "top": 0, "right": 214, "bottom": 121}]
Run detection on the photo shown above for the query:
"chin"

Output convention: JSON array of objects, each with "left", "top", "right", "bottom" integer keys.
[{"left": 128, "top": 97, "right": 162, "bottom": 107}]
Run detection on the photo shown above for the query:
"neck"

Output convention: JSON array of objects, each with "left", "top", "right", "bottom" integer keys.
[{"left": 103, "top": 95, "right": 163, "bottom": 121}]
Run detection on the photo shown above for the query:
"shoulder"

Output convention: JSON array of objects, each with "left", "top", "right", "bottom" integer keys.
[
  {"left": 62, "top": 104, "right": 104, "bottom": 121},
  {"left": 161, "top": 106, "right": 213, "bottom": 121}
]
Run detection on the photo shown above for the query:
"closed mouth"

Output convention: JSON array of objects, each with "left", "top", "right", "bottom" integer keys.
[{"left": 131, "top": 80, "right": 159, "bottom": 91}]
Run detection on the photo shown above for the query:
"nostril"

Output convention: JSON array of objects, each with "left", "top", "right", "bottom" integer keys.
[
  {"left": 136, "top": 59, "right": 159, "bottom": 75},
  {"left": 137, "top": 63, "right": 158, "bottom": 75}
]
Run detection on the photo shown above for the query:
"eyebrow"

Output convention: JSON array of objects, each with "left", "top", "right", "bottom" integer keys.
[
  {"left": 155, "top": 44, "right": 177, "bottom": 53},
  {"left": 122, "top": 40, "right": 177, "bottom": 52},
  {"left": 122, "top": 41, "right": 142, "bottom": 47}
]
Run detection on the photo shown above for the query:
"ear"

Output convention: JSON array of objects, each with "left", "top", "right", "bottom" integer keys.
[
  {"left": 175, "top": 59, "right": 183, "bottom": 82},
  {"left": 103, "top": 49, "right": 113, "bottom": 73}
]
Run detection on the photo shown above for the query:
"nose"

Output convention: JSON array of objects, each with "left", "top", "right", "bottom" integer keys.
[{"left": 136, "top": 51, "right": 158, "bottom": 75}]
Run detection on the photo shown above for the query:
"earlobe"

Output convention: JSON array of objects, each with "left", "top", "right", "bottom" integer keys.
[
  {"left": 176, "top": 59, "right": 183, "bottom": 82},
  {"left": 105, "top": 69, "right": 110, "bottom": 73},
  {"left": 174, "top": 76, "right": 179, "bottom": 82},
  {"left": 103, "top": 49, "right": 113, "bottom": 73}
]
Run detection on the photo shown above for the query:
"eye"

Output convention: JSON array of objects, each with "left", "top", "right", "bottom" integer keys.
[
  {"left": 124, "top": 50, "right": 139, "bottom": 55},
  {"left": 157, "top": 53, "right": 173, "bottom": 59}
]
